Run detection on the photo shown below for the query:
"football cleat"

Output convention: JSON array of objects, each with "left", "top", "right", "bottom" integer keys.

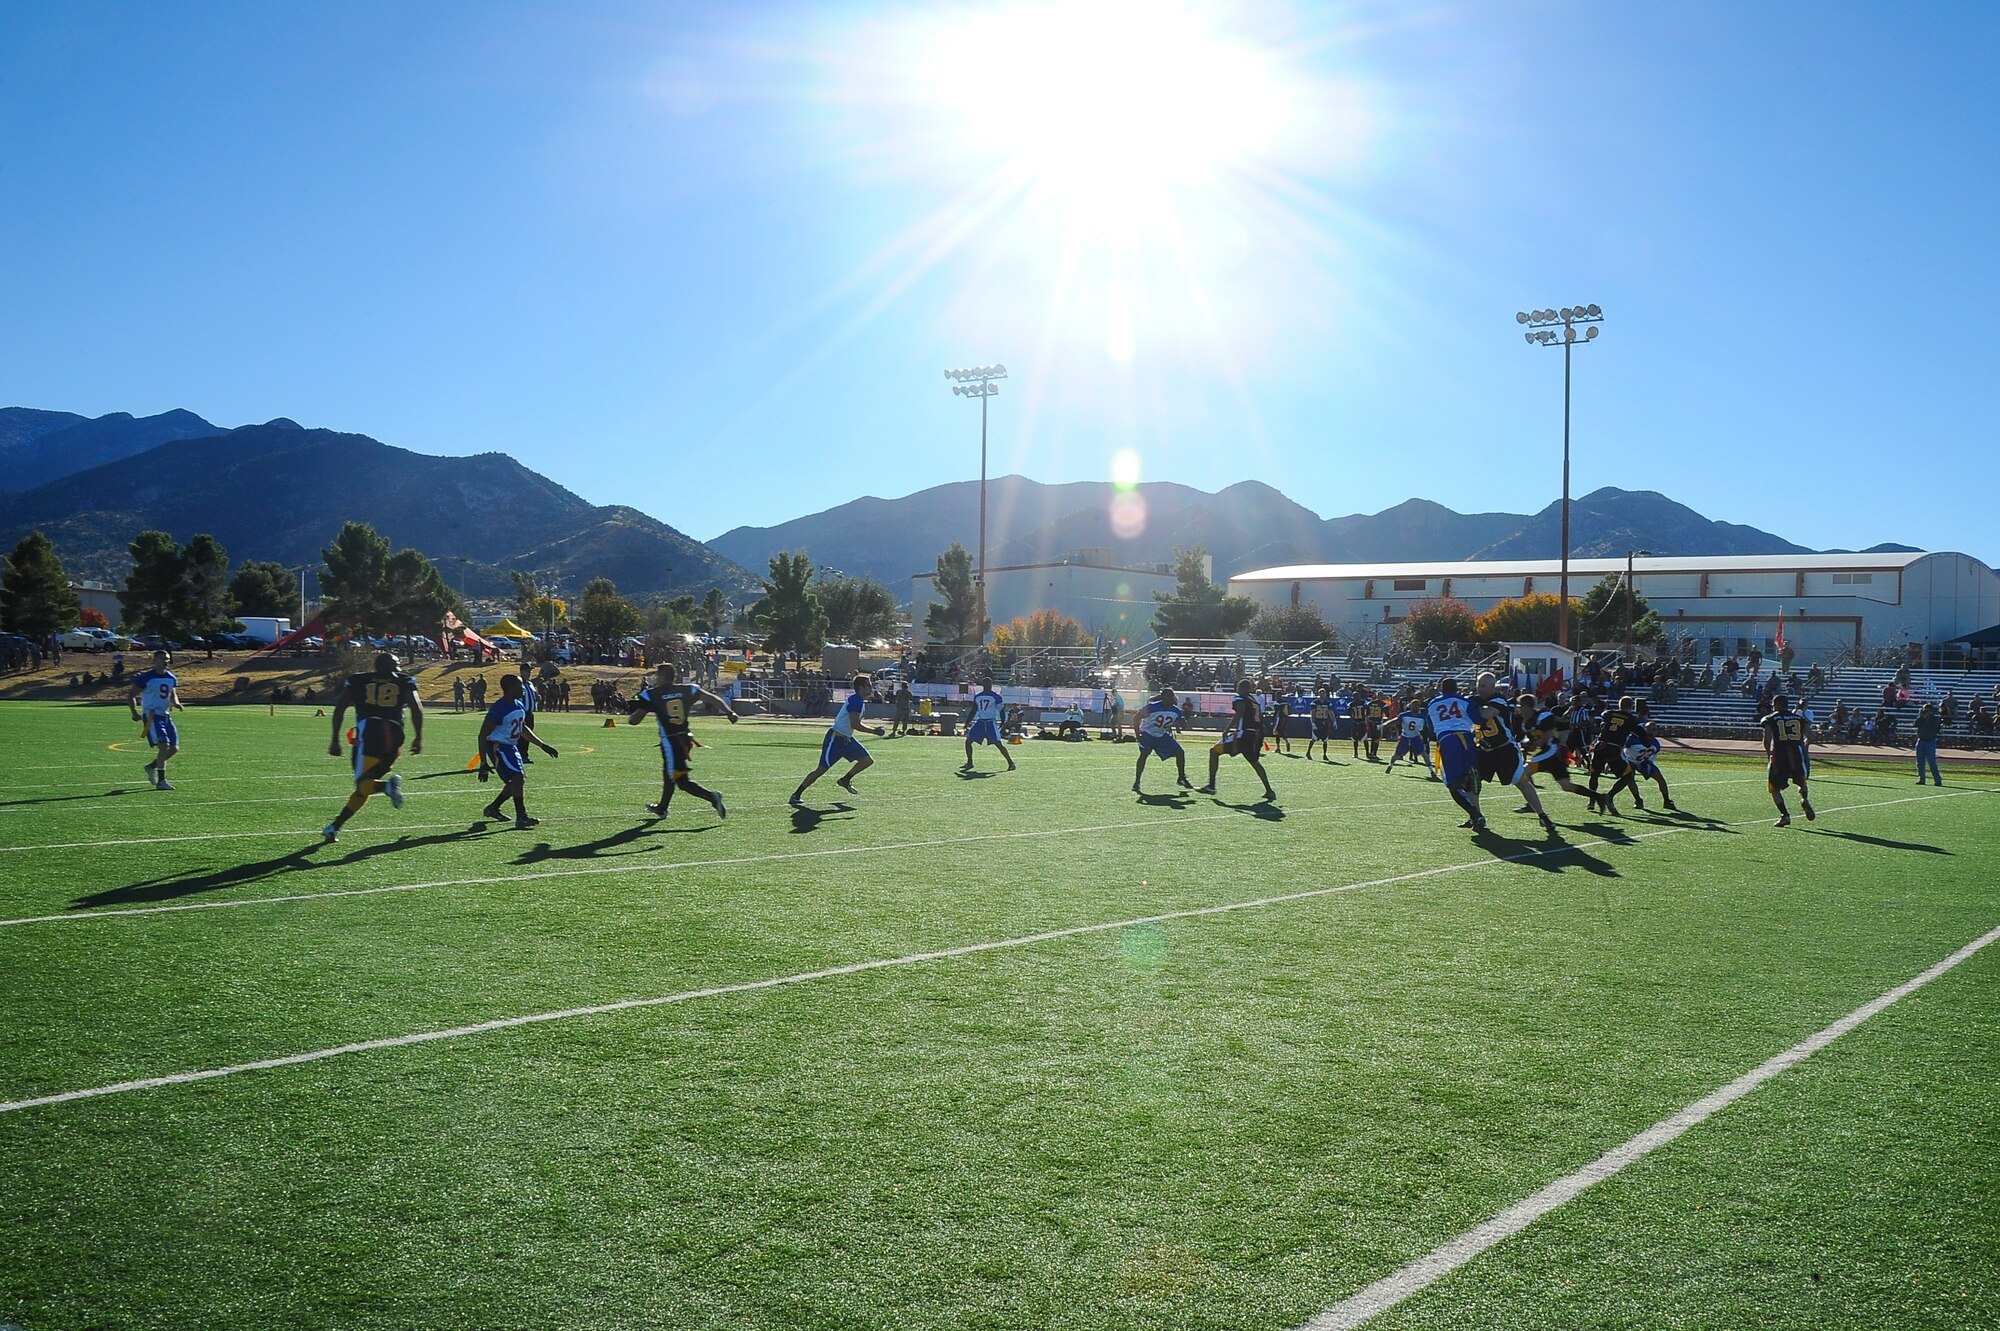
[
  {"left": 384, "top": 774, "right": 404, "bottom": 809},
  {"left": 1802, "top": 801, "right": 1816, "bottom": 821},
  {"left": 514, "top": 816, "right": 540, "bottom": 830},
  {"left": 710, "top": 794, "right": 727, "bottom": 820},
  {"left": 1775, "top": 814, "right": 1791, "bottom": 827},
  {"left": 322, "top": 823, "right": 339, "bottom": 843}
]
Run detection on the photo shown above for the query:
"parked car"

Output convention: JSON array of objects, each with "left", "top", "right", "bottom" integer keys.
[
  {"left": 130, "top": 634, "right": 184, "bottom": 652},
  {"left": 62, "top": 628, "right": 111, "bottom": 652}
]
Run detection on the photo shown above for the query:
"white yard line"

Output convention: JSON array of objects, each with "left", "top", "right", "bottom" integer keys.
[
  {"left": 0, "top": 788, "right": 1977, "bottom": 1114},
  {"left": 1295, "top": 916, "right": 2000, "bottom": 1330}
]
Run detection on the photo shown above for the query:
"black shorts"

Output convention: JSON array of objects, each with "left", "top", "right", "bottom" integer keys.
[
  {"left": 1768, "top": 746, "right": 1807, "bottom": 791},
  {"left": 1312, "top": 719, "right": 1335, "bottom": 740},
  {"left": 353, "top": 717, "right": 405, "bottom": 778},
  {"left": 1477, "top": 744, "right": 1524, "bottom": 785},
  {"left": 660, "top": 732, "right": 694, "bottom": 779},
  {"left": 1590, "top": 741, "right": 1628, "bottom": 775},
  {"left": 1218, "top": 730, "right": 1265, "bottom": 757}
]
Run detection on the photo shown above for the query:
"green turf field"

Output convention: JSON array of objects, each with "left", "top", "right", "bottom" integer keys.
[{"left": 1, "top": 700, "right": 1996, "bottom": 1330}]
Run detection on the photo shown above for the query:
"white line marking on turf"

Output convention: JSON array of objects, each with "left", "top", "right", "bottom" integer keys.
[
  {"left": 0, "top": 789, "right": 1974, "bottom": 1113},
  {"left": 1295, "top": 918, "right": 2000, "bottom": 1330}
]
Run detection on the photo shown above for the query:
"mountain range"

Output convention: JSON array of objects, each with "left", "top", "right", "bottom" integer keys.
[
  {"left": 711, "top": 476, "right": 1917, "bottom": 587},
  {"left": 0, "top": 409, "right": 754, "bottom": 600},
  {"left": 0, "top": 406, "right": 1925, "bottom": 606}
]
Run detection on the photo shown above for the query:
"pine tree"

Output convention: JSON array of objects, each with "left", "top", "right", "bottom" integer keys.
[{"left": 0, "top": 531, "right": 81, "bottom": 638}]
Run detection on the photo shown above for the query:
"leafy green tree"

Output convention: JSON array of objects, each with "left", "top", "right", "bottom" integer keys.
[
  {"left": 644, "top": 601, "right": 694, "bottom": 636},
  {"left": 1576, "top": 574, "right": 1664, "bottom": 645},
  {"left": 118, "top": 530, "right": 188, "bottom": 635},
  {"left": 574, "top": 577, "right": 643, "bottom": 654},
  {"left": 320, "top": 522, "right": 393, "bottom": 635},
  {"left": 1400, "top": 596, "right": 1479, "bottom": 647},
  {"left": 760, "top": 551, "right": 828, "bottom": 655},
  {"left": 509, "top": 570, "right": 545, "bottom": 623},
  {"left": 0, "top": 531, "right": 81, "bottom": 638},
  {"left": 664, "top": 593, "right": 699, "bottom": 626},
  {"left": 182, "top": 534, "right": 236, "bottom": 650},
  {"left": 701, "top": 587, "right": 728, "bottom": 634},
  {"left": 1473, "top": 593, "right": 1563, "bottom": 644},
  {"left": 1247, "top": 602, "right": 1330, "bottom": 648},
  {"left": 230, "top": 560, "right": 295, "bottom": 618},
  {"left": 381, "top": 547, "right": 460, "bottom": 635},
  {"left": 820, "top": 574, "right": 900, "bottom": 643},
  {"left": 1150, "top": 546, "right": 1258, "bottom": 640},
  {"left": 923, "top": 542, "right": 983, "bottom": 647}
]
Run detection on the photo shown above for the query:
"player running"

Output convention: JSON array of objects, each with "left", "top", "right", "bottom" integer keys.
[
  {"left": 323, "top": 652, "right": 423, "bottom": 843},
  {"left": 1384, "top": 703, "right": 1434, "bottom": 778},
  {"left": 1131, "top": 686, "right": 1192, "bottom": 793},
  {"left": 791, "top": 673, "right": 885, "bottom": 805},
  {"left": 128, "top": 649, "right": 185, "bottom": 789},
  {"left": 1586, "top": 696, "right": 1646, "bottom": 814},
  {"left": 1469, "top": 673, "right": 1560, "bottom": 837},
  {"left": 1602, "top": 699, "right": 1678, "bottom": 812},
  {"left": 478, "top": 674, "right": 560, "bottom": 828},
  {"left": 1197, "top": 679, "right": 1276, "bottom": 801},
  {"left": 1426, "top": 679, "right": 1485, "bottom": 829},
  {"left": 627, "top": 661, "right": 738, "bottom": 819},
  {"left": 961, "top": 679, "right": 1016, "bottom": 772},
  {"left": 1305, "top": 687, "right": 1338, "bottom": 762},
  {"left": 1760, "top": 693, "right": 1816, "bottom": 827}
]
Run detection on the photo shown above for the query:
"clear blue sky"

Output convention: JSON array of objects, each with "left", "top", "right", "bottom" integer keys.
[{"left": 3, "top": 2, "right": 1994, "bottom": 559}]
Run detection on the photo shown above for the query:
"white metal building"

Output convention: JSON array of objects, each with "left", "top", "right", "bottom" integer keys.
[
  {"left": 1228, "top": 551, "right": 2000, "bottom": 660},
  {"left": 910, "top": 549, "right": 1184, "bottom": 647}
]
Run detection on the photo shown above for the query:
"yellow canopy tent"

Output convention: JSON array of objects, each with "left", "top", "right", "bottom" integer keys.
[{"left": 484, "top": 618, "right": 534, "bottom": 638}]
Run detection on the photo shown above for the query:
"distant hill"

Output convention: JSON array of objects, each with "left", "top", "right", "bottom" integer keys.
[
  {"left": 0, "top": 422, "right": 755, "bottom": 601},
  {"left": 1470, "top": 488, "right": 1812, "bottom": 561},
  {"left": 0, "top": 407, "right": 223, "bottom": 491},
  {"left": 711, "top": 479, "right": 1863, "bottom": 587}
]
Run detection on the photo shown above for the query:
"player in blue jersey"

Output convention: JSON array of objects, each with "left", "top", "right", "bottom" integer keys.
[
  {"left": 1425, "top": 678, "right": 1489, "bottom": 830},
  {"left": 127, "top": 649, "right": 185, "bottom": 789},
  {"left": 1131, "top": 686, "right": 1193, "bottom": 793},
  {"left": 1196, "top": 679, "right": 1276, "bottom": 801},
  {"left": 1383, "top": 703, "right": 1435, "bottom": 778},
  {"left": 961, "top": 679, "right": 1016, "bottom": 772},
  {"left": 478, "top": 674, "right": 560, "bottom": 828},
  {"left": 627, "top": 661, "right": 738, "bottom": 819},
  {"left": 791, "top": 673, "right": 886, "bottom": 805},
  {"left": 1601, "top": 699, "right": 1678, "bottom": 812}
]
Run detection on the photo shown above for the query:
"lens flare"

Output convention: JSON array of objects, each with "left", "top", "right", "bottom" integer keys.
[
  {"left": 1110, "top": 493, "right": 1147, "bottom": 540},
  {"left": 1111, "top": 448, "right": 1142, "bottom": 490}
]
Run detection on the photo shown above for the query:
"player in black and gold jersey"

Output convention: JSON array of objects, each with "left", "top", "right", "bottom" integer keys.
[
  {"left": 323, "top": 652, "right": 424, "bottom": 843},
  {"left": 628, "top": 661, "right": 739, "bottom": 819},
  {"left": 1586, "top": 696, "right": 1645, "bottom": 814},
  {"left": 1759, "top": 693, "right": 1816, "bottom": 827}
]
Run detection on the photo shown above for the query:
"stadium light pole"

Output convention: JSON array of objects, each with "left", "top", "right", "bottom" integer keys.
[
  {"left": 1625, "top": 547, "right": 1651, "bottom": 661},
  {"left": 945, "top": 363, "right": 1007, "bottom": 645},
  {"left": 1516, "top": 305, "right": 1604, "bottom": 650}
]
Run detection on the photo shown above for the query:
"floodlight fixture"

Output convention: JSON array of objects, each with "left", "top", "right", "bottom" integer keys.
[
  {"left": 1512, "top": 299, "right": 1607, "bottom": 650},
  {"left": 944, "top": 360, "right": 1010, "bottom": 645}
]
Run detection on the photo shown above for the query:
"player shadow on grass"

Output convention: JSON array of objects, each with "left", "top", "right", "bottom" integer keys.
[
  {"left": 1800, "top": 828, "right": 1952, "bottom": 854},
  {"left": 1134, "top": 792, "right": 1193, "bottom": 807},
  {"left": 510, "top": 821, "right": 713, "bottom": 864},
  {"left": 953, "top": 769, "right": 999, "bottom": 780},
  {"left": 70, "top": 827, "right": 501, "bottom": 909},
  {"left": 1472, "top": 826, "right": 1620, "bottom": 877},
  {"left": 0, "top": 789, "right": 135, "bottom": 808},
  {"left": 789, "top": 803, "right": 854, "bottom": 833},
  {"left": 1208, "top": 797, "right": 1285, "bottom": 821}
]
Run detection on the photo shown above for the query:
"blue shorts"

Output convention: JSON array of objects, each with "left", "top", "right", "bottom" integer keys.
[
  {"left": 1392, "top": 734, "right": 1427, "bottom": 761},
  {"left": 1436, "top": 732, "right": 1477, "bottom": 786},
  {"left": 491, "top": 744, "right": 524, "bottom": 781},
  {"left": 821, "top": 730, "right": 869, "bottom": 767},
  {"left": 1138, "top": 732, "right": 1184, "bottom": 760},
  {"left": 146, "top": 714, "right": 178, "bottom": 748},
  {"left": 967, "top": 718, "right": 1003, "bottom": 746}
]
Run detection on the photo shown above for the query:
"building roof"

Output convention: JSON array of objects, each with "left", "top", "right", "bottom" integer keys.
[{"left": 1229, "top": 551, "right": 1941, "bottom": 584}]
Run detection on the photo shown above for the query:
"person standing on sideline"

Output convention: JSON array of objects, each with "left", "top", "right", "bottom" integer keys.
[
  {"left": 479, "top": 674, "right": 560, "bottom": 829},
  {"left": 452, "top": 675, "right": 466, "bottom": 713},
  {"left": 1915, "top": 701, "right": 1944, "bottom": 785},
  {"left": 128, "top": 649, "right": 185, "bottom": 789}
]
